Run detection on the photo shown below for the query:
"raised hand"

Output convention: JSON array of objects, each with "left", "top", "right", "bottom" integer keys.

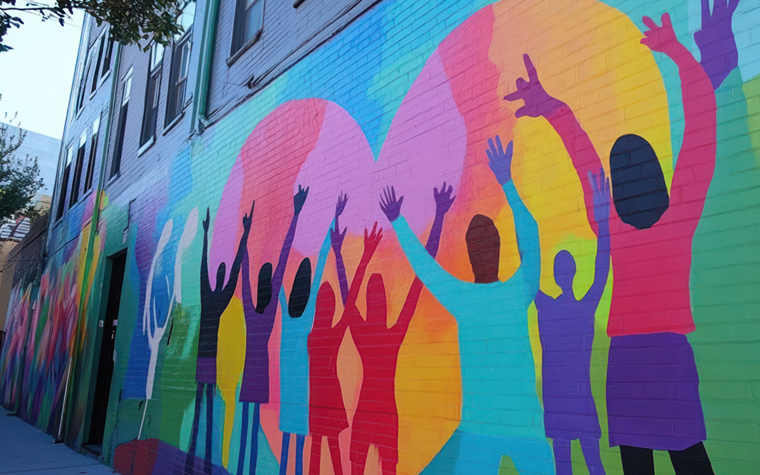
[
  {"left": 203, "top": 208, "right": 210, "bottom": 232},
  {"left": 380, "top": 186, "right": 404, "bottom": 222},
  {"left": 486, "top": 135, "right": 513, "bottom": 185},
  {"left": 363, "top": 222, "right": 383, "bottom": 255},
  {"left": 588, "top": 168, "right": 610, "bottom": 228},
  {"left": 331, "top": 193, "right": 348, "bottom": 252},
  {"left": 242, "top": 200, "right": 255, "bottom": 231},
  {"left": 434, "top": 182, "right": 456, "bottom": 216},
  {"left": 503, "top": 54, "right": 563, "bottom": 118},
  {"left": 695, "top": 0, "right": 740, "bottom": 90},
  {"left": 294, "top": 185, "right": 309, "bottom": 214},
  {"left": 335, "top": 192, "right": 348, "bottom": 218},
  {"left": 641, "top": 13, "right": 681, "bottom": 55}
]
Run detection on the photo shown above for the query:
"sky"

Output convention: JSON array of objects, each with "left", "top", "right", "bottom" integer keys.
[{"left": 0, "top": 10, "right": 84, "bottom": 140}]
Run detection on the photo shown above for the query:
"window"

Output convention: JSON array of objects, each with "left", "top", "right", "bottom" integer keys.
[
  {"left": 101, "top": 35, "right": 114, "bottom": 81},
  {"left": 69, "top": 131, "right": 87, "bottom": 207},
  {"left": 76, "top": 49, "right": 92, "bottom": 112},
  {"left": 166, "top": 2, "right": 195, "bottom": 125},
  {"left": 84, "top": 114, "right": 101, "bottom": 191},
  {"left": 56, "top": 146, "right": 74, "bottom": 220},
  {"left": 91, "top": 34, "right": 106, "bottom": 93},
  {"left": 140, "top": 43, "right": 164, "bottom": 146},
  {"left": 232, "top": 0, "right": 263, "bottom": 54},
  {"left": 111, "top": 71, "right": 132, "bottom": 179}
]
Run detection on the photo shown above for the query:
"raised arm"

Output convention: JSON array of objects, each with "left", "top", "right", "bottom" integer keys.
[
  {"left": 331, "top": 193, "right": 349, "bottom": 305},
  {"left": 300, "top": 221, "right": 334, "bottom": 323},
  {"left": 505, "top": 54, "right": 602, "bottom": 235},
  {"left": 382, "top": 186, "right": 468, "bottom": 315},
  {"left": 486, "top": 136, "right": 540, "bottom": 302},
  {"left": 272, "top": 186, "right": 309, "bottom": 299},
  {"left": 346, "top": 223, "right": 382, "bottom": 311},
  {"left": 221, "top": 200, "right": 254, "bottom": 303},
  {"left": 392, "top": 183, "right": 455, "bottom": 336},
  {"left": 200, "top": 208, "right": 212, "bottom": 297},
  {"left": 241, "top": 249, "right": 255, "bottom": 314},
  {"left": 582, "top": 169, "right": 611, "bottom": 305},
  {"left": 695, "top": 0, "right": 740, "bottom": 91},
  {"left": 643, "top": 13, "right": 717, "bottom": 209}
]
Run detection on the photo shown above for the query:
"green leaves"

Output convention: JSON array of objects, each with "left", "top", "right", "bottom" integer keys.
[{"left": 0, "top": 0, "right": 189, "bottom": 52}]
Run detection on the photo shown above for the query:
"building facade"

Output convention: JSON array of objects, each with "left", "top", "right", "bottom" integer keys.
[{"left": 2, "top": 1, "right": 760, "bottom": 474}]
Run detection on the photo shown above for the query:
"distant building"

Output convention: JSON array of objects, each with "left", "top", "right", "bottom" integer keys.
[{"left": 0, "top": 123, "right": 60, "bottom": 195}]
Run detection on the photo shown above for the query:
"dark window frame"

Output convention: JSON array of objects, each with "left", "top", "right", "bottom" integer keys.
[
  {"left": 83, "top": 113, "right": 101, "bottom": 192},
  {"left": 166, "top": 30, "right": 192, "bottom": 126},
  {"left": 110, "top": 70, "right": 132, "bottom": 180},
  {"left": 140, "top": 43, "right": 164, "bottom": 148},
  {"left": 231, "top": 0, "right": 264, "bottom": 56},
  {"left": 56, "top": 145, "right": 74, "bottom": 220},
  {"left": 69, "top": 131, "right": 87, "bottom": 207}
]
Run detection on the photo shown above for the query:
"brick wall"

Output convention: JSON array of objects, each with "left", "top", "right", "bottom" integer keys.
[{"left": 2, "top": 1, "right": 760, "bottom": 474}]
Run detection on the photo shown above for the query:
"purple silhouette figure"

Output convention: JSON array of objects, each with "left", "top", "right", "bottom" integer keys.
[
  {"left": 187, "top": 202, "right": 253, "bottom": 475},
  {"left": 695, "top": 0, "right": 740, "bottom": 90},
  {"left": 237, "top": 185, "right": 308, "bottom": 475},
  {"left": 535, "top": 170, "right": 610, "bottom": 475}
]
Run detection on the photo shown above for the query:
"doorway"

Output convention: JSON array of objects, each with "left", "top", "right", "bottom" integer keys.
[{"left": 86, "top": 253, "right": 126, "bottom": 453}]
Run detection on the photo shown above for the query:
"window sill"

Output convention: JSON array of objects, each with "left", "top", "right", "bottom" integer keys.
[
  {"left": 137, "top": 136, "right": 155, "bottom": 157},
  {"left": 97, "top": 70, "right": 112, "bottom": 90},
  {"left": 163, "top": 111, "right": 185, "bottom": 136},
  {"left": 107, "top": 171, "right": 121, "bottom": 187},
  {"left": 293, "top": 0, "right": 306, "bottom": 6},
  {"left": 227, "top": 30, "right": 262, "bottom": 67}
]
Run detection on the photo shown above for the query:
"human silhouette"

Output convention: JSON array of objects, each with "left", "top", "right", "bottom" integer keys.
[
  {"left": 505, "top": 10, "right": 723, "bottom": 474},
  {"left": 278, "top": 193, "right": 346, "bottom": 475},
  {"left": 534, "top": 171, "right": 610, "bottom": 475},
  {"left": 308, "top": 223, "right": 383, "bottom": 475},
  {"left": 347, "top": 183, "right": 454, "bottom": 475},
  {"left": 388, "top": 136, "right": 552, "bottom": 474},
  {"left": 238, "top": 185, "right": 308, "bottom": 475},
  {"left": 187, "top": 201, "right": 253, "bottom": 475}
]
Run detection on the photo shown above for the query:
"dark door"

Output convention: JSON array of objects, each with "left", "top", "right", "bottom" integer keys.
[{"left": 87, "top": 253, "right": 126, "bottom": 449}]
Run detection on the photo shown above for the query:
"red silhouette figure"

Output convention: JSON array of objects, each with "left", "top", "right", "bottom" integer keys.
[
  {"left": 308, "top": 223, "right": 383, "bottom": 475},
  {"left": 347, "top": 184, "right": 454, "bottom": 475}
]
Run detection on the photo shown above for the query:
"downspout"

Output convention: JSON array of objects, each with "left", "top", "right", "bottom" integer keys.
[
  {"left": 191, "top": 0, "right": 220, "bottom": 134},
  {"left": 58, "top": 39, "right": 123, "bottom": 445}
]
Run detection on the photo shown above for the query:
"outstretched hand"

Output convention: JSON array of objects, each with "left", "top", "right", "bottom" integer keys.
[
  {"left": 380, "top": 186, "right": 404, "bottom": 222},
  {"left": 203, "top": 208, "right": 210, "bottom": 232},
  {"left": 331, "top": 193, "right": 348, "bottom": 252},
  {"left": 588, "top": 168, "right": 611, "bottom": 228},
  {"left": 294, "top": 185, "right": 309, "bottom": 214},
  {"left": 695, "top": 0, "right": 740, "bottom": 90},
  {"left": 434, "top": 182, "right": 456, "bottom": 216},
  {"left": 242, "top": 200, "right": 254, "bottom": 231},
  {"left": 641, "top": 13, "right": 681, "bottom": 55},
  {"left": 363, "top": 222, "right": 383, "bottom": 255},
  {"left": 486, "top": 136, "right": 513, "bottom": 185},
  {"left": 504, "top": 54, "right": 563, "bottom": 118}
]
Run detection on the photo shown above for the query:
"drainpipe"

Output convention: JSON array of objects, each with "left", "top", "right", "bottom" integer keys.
[
  {"left": 191, "top": 0, "right": 220, "bottom": 134},
  {"left": 58, "top": 38, "right": 123, "bottom": 446}
]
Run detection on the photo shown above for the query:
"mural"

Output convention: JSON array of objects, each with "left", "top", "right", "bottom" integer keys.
[{"left": 4, "top": 0, "right": 760, "bottom": 475}]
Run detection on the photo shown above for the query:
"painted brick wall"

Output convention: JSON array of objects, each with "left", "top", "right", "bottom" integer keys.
[{"left": 2, "top": 1, "right": 760, "bottom": 475}]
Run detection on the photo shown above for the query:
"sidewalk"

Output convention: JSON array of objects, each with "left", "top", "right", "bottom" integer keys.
[{"left": 0, "top": 406, "right": 116, "bottom": 474}]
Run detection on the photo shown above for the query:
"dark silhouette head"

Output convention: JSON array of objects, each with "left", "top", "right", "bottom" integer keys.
[
  {"left": 314, "top": 282, "right": 336, "bottom": 330},
  {"left": 256, "top": 263, "right": 273, "bottom": 313},
  {"left": 610, "top": 134, "right": 669, "bottom": 229},
  {"left": 288, "top": 258, "right": 312, "bottom": 318},
  {"left": 466, "top": 214, "right": 500, "bottom": 283},
  {"left": 366, "top": 273, "right": 387, "bottom": 324},
  {"left": 553, "top": 250, "right": 576, "bottom": 293},
  {"left": 216, "top": 263, "right": 226, "bottom": 292}
]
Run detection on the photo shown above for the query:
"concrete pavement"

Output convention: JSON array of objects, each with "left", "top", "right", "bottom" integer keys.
[{"left": 0, "top": 406, "right": 116, "bottom": 474}]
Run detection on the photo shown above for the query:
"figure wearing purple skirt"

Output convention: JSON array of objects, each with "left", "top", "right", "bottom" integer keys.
[
  {"left": 535, "top": 171, "right": 610, "bottom": 475},
  {"left": 237, "top": 185, "right": 309, "bottom": 475},
  {"left": 187, "top": 202, "right": 254, "bottom": 475}
]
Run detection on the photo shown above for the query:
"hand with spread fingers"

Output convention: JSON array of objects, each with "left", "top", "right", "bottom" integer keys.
[
  {"left": 380, "top": 186, "right": 404, "bottom": 223},
  {"left": 486, "top": 135, "right": 514, "bottom": 185},
  {"left": 504, "top": 53, "right": 563, "bottom": 118},
  {"left": 695, "top": 0, "right": 740, "bottom": 90}
]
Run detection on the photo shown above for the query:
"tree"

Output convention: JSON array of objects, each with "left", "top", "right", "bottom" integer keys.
[
  {"left": 0, "top": 0, "right": 188, "bottom": 53},
  {"left": 0, "top": 110, "right": 44, "bottom": 223}
]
